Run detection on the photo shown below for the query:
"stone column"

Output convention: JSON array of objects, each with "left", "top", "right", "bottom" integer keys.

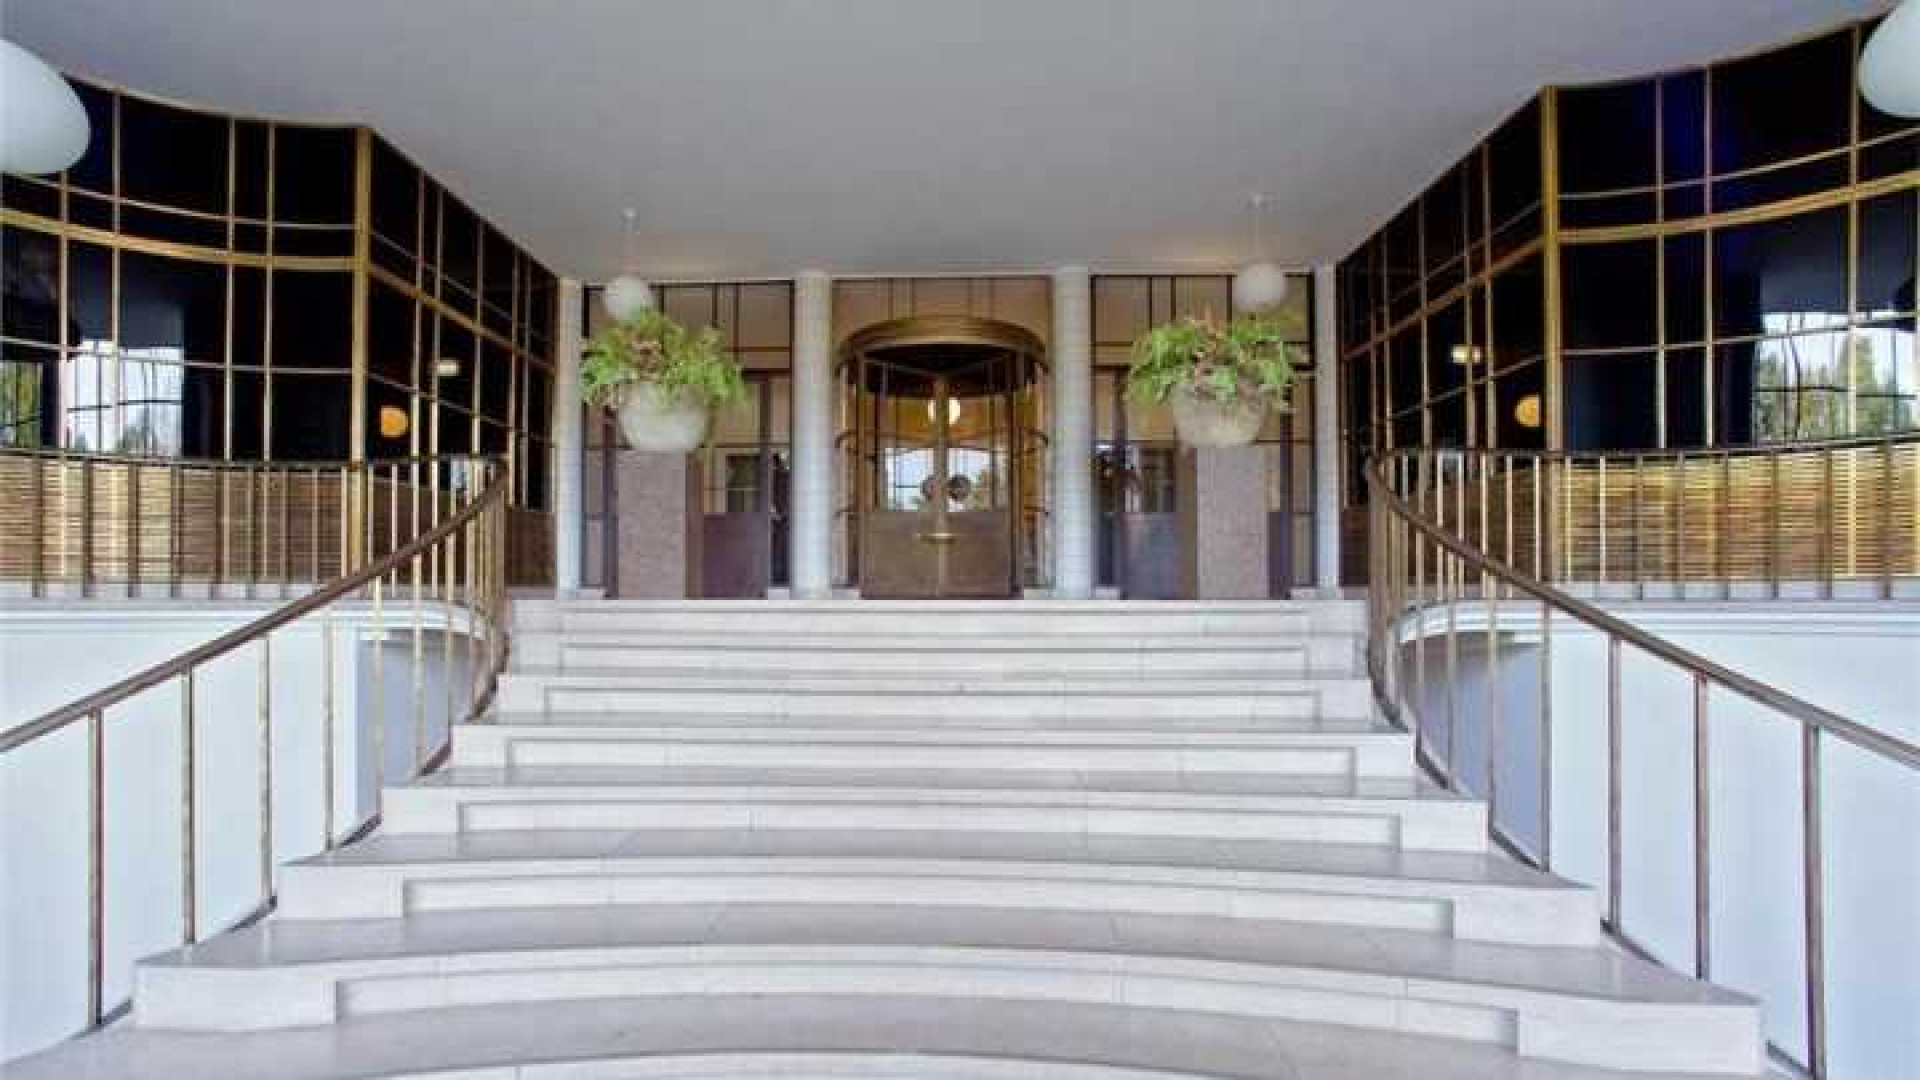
[
  {"left": 1312, "top": 265, "right": 1343, "bottom": 594},
  {"left": 789, "top": 270, "right": 835, "bottom": 598},
  {"left": 1050, "top": 266, "right": 1095, "bottom": 598},
  {"left": 551, "top": 277, "right": 585, "bottom": 596},
  {"left": 1187, "top": 447, "right": 1272, "bottom": 599}
]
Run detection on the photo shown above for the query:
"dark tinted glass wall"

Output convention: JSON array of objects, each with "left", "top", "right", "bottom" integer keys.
[
  {"left": 1556, "top": 22, "right": 1917, "bottom": 449},
  {"left": 2, "top": 81, "right": 557, "bottom": 508},
  {"left": 1336, "top": 97, "right": 1549, "bottom": 504},
  {"left": 1339, "top": 15, "right": 1919, "bottom": 465}
]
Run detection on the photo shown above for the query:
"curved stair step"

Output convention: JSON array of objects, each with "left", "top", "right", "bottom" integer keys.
[{"left": 131, "top": 903, "right": 1760, "bottom": 1074}]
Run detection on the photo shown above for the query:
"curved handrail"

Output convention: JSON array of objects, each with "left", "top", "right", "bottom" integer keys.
[
  {"left": 1365, "top": 461, "right": 1920, "bottom": 770},
  {"left": 0, "top": 462, "right": 506, "bottom": 755}
]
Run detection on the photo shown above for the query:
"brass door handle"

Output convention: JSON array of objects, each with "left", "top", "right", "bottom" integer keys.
[{"left": 915, "top": 531, "right": 958, "bottom": 544}]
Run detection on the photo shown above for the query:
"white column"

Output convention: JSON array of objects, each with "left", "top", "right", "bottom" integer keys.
[
  {"left": 1312, "top": 264, "right": 1342, "bottom": 594},
  {"left": 551, "top": 277, "right": 585, "bottom": 596},
  {"left": 1050, "top": 266, "right": 1095, "bottom": 599},
  {"left": 789, "top": 270, "right": 835, "bottom": 598}
]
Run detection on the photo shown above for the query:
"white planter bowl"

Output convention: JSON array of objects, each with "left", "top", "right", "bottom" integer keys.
[
  {"left": 616, "top": 381, "right": 710, "bottom": 453},
  {"left": 1170, "top": 387, "right": 1269, "bottom": 448}
]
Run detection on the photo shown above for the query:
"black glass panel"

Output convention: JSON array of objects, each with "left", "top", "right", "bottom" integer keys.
[
  {"left": 67, "top": 191, "right": 113, "bottom": 231},
  {"left": 177, "top": 363, "right": 225, "bottom": 458},
  {"left": 1563, "top": 239, "right": 1658, "bottom": 350},
  {"left": 119, "top": 204, "right": 227, "bottom": 248},
  {"left": 440, "top": 196, "right": 479, "bottom": 298},
  {"left": 1492, "top": 362, "right": 1545, "bottom": 450},
  {"left": 1491, "top": 255, "right": 1544, "bottom": 370},
  {"left": 482, "top": 226, "right": 514, "bottom": 310},
  {"left": 234, "top": 222, "right": 269, "bottom": 255},
  {"left": 1560, "top": 192, "right": 1659, "bottom": 230},
  {"left": 1858, "top": 191, "right": 1917, "bottom": 316},
  {"left": 1559, "top": 79, "right": 1658, "bottom": 193},
  {"left": 1386, "top": 326, "right": 1422, "bottom": 414},
  {"left": 1661, "top": 71, "right": 1707, "bottom": 182},
  {"left": 1382, "top": 205, "right": 1420, "bottom": 302},
  {"left": 230, "top": 368, "right": 265, "bottom": 458},
  {"left": 231, "top": 266, "right": 267, "bottom": 368},
  {"left": 1664, "top": 232, "right": 1707, "bottom": 345},
  {"left": 1859, "top": 132, "right": 1920, "bottom": 182},
  {"left": 1488, "top": 97, "right": 1542, "bottom": 226},
  {"left": 3, "top": 175, "right": 61, "bottom": 218},
  {"left": 3, "top": 226, "right": 64, "bottom": 347},
  {"left": 479, "top": 340, "right": 512, "bottom": 422},
  {"left": 1663, "top": 183, "right": 1706, "bottom": 221},
  {"left": 478, "top": 420, "right": 507, "bottom": 454},
  {"left": 527, "top": 367, "right": 552, "bottom": 439},
  {"left": 366, "top": 377, "right": 414, "bottom": 454},
  {"left": 1565, "top": 351, "right": 1659, "bottom": 450},
  {"left": 233, "top": 121, "right": 270, "bottom": 219},
  {"left": 434, "top": 316, "right": 476, "bottom": 407},
  {"left": 273, "top": 126, "right": 354, "bottom": 224},
  {"left": 1426, "top": 301, "right": 1468, "bottom": 396},
  {"left": 1710, "top": 155, "right": 1848, "bottom": 213},
  {"left": 271, "top": 226, "right": 354, "bottom": 258},
  {"left": 1390, "top": 409, "right": 1423, "bottom": 451},
  {"left": 435, "top": 400, "right": 474, "bottom": 454},
  {"left": 67, "top": 241, "right": 113, "bottom": 346},
  {"left": 525, "top": 438, "right": 549, "bottom": 510},
  {"left": 1664, "top": 347, "right": 1708, "bottom": 448},
  {"left": 1711, "top": 344, "right": 1759, "bottom": 445},
  {"left": 270, "top": 270, "right": 353, "bottom": 370},
  {"left": 368, "top": 280, "right": 417, "bottom": 387},
  {"left": 1423, "top": 167, "right": 1467, "bottom": 273},
  {"left": 1429, "top": 390, "right": 1468, "bottom": 448},
  {"left": 369, "top": 136, "right": 419, "bottom": 250},
  {"left": 67, "top": 83, "right": 115, "bottom": 194},
  {"left": 270, "top": 372, "right": 351, "bottom": 459},
  {"left": 120, "top": 250, "right": 226, "bottom": 364},
  {"left": 1712, "top": 206, "right": 1847, "bottom": 339},
  {"left": 1711, "top": 30, "right": 1852, "bottom": 175},
  {"left": 119, "top": 95, "right": 227, "bottom": 214}
]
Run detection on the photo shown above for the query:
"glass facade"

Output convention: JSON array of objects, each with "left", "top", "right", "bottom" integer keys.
[
  {"left": 1339, "top": 16, "right": 1920, "bottom": 473},
  {"left": 1, "top": 80, "right": 557, "bottom": 509}
]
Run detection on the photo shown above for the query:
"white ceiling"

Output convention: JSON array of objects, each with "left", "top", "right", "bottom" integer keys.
[{"left": 4, "top": 0, "right": 1887, "bottom": 280}]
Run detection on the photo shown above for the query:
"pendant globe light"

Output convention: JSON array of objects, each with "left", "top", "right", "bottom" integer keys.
[
  {"left": 1862, "top": 0, "right": 1920, "bottom": 118},
  {"left": 1, "top": 38, "right": 89, "bottom": 175},
  {"left": 1232, "top": 192, "right": 1289, "bottom": 314},
  {"left": 602, "top": 207, "right": 654, "bottom": 321}
]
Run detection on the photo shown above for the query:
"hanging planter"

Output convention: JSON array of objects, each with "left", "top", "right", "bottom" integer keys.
[
  {"left": 1125, "top": 314, "right": 1300, "bottom": 449},
  {"left": 582, "top": 308, "right": 746, "bottom": 454}
]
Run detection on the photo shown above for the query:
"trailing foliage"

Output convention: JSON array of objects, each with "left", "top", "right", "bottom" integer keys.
[
  {"left": 580, "top": 308, "right": 747, "bottom": 410},
  {"left": 1125, "top": 314, "right": 1300, "bottom": 407}
]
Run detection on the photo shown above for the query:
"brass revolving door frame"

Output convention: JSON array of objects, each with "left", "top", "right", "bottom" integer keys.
[{"left": 838, "top": 316, "right": 1048, "bottom": 598}]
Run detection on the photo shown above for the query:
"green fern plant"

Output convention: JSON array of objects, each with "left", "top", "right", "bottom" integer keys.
[
  {"left": 580, "top": 308, "right": 747, "bottom": 410},
  {"left": 1125, "top": 314, "right": 1300, "bottom": 408}
]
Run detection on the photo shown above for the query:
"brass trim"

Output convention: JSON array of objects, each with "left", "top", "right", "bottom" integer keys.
[{"left": 840, "top": 314, "right": 1047, "bottom": 360}]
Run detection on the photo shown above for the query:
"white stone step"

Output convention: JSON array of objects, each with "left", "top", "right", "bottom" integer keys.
[
  {"left": 478, "top": 710, "right": 1384, "bottom": 734},
  {"left": 492, "top": 669, "right": 1374, "bottom": 721},
  {"left": 374, "top": 766, "right": 1485, "bottom": 851},
  {"left": 0, "top": 992, "right": 1767, "bottom": 1080},
  {"left": 131, "top": 903, "right": 1760, "bottom": 1074},
  {"left": 513, "top": 598, "right": 1368, "bottom": 639},
  {"left": 514, "top": 633, "right": 1363, "bottom": 677},
  {"left": 451, "top": 720, "right": 1414, "bottom": 778},
  {"left": 273, "top": 828, "right": 1595, "bottom": 944}
]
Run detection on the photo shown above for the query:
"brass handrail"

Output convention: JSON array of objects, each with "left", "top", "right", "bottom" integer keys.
[
  {"left": 1365, "top": 461, "right": 1920, "bottom": 769},
  {"left": 1365, "top": 448, "right": 1920, "bottom": 1080},
  {"left": 1, "top": 464, "right": 504, "bottom": 753},
  {"left": 0, "top": 453, "right": 511, "bottom": 1043}
]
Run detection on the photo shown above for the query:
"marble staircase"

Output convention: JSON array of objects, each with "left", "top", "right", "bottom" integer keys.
[{"left": 12, "top": 599, "right": 1766, "bottom": 1080}]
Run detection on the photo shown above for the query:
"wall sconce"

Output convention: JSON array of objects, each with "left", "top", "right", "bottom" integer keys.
[
  {"left": 1450, "top": 344, "right": 1484, "bottom": 366},
  {"left": 1513, "top": 393, "right": 1542, "bottom": 429},
  {"left": 434, "top": 357, "right": 462, "bottom": 378},
  {"left": 925, "top": 397, "right": 962, "bottom": 425},
  {"left": 378, "top": 406, "right": 410, "bottom": 439}
]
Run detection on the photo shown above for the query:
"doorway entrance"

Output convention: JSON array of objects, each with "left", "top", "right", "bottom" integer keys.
[{"left": 839, "top": 316, "right": 1046, "bottom": 598}]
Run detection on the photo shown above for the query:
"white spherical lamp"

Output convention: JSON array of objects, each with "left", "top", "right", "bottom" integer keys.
[
  {"left": 1232, "top": 261, "right": 1289, "bottom": 314},
  {"left": 602, "top": 274, "right": 654, "bottom": 322},
  {"left": 1, "top": 39, "right": 90, "bottom": 176},
  {"left": 1862, "top": 0, "right": 1920, "bottom": 119}
]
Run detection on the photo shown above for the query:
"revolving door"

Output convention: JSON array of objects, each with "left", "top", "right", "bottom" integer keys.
[{"left": 839, "top": 316, "right": 1047, "bottom": 598}]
